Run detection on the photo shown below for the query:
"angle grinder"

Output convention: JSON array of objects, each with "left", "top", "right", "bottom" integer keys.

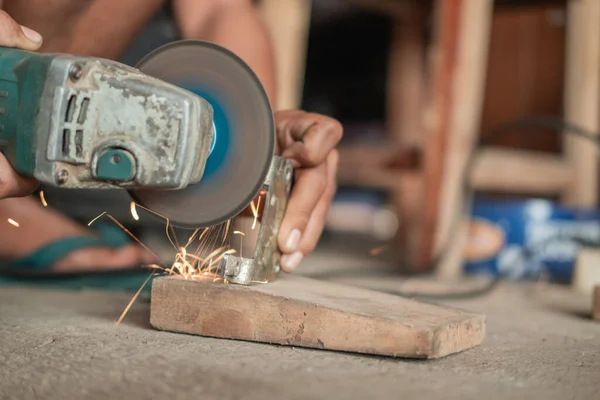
[{"left": 0, "top": 40, "right": 275, "bottom": 228}]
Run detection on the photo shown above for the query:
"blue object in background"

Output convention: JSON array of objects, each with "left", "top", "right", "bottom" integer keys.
[{"left": 464, "top": 197, "right": 600, "bottom": 282}]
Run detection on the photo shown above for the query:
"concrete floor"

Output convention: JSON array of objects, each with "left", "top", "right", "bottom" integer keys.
[{"left": 1, "top": 248, "right": 599, "bottom": 400}]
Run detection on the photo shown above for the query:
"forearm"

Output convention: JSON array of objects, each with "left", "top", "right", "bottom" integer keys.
[{"left": 173, "top": 0, "right": 277, "bottom": 105}]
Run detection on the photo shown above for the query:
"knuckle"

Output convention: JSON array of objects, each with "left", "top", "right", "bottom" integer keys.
[
  {"left": 319, "top": 117, "right": 343, "bottom": 141},
  {"left": 275, "top": 110, "right": 303, "bottom": 126},
  {"left": 302, "top": 147, "right": 321, "bottom": 167}
]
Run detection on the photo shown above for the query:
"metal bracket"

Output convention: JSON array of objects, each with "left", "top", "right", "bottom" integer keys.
[{"left": 218, "top": 156, "right": 293, "bottom": 285}]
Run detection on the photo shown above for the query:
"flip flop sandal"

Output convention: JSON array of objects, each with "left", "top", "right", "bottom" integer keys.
[{"left": 0, "top": 223, "right": 154, "bottom": 293}]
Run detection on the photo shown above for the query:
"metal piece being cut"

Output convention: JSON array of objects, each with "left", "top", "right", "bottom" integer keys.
[
  {"left": 219, "top": 156, "right": 293, "bottom": 285},
  {"left": 130, "top": 41, "right": 275, "bottom": 228}
]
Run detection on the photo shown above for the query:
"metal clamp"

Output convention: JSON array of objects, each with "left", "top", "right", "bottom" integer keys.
[{"left": 218, "top": 156, "right": 293, "bottom": 285}]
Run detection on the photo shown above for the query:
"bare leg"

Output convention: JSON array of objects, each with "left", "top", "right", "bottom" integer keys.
[
  {"left": 173, "top": 0, "right": 277, "bottom": 104},
  {"left": 0, "top": 197, "right": 152, "bottom": 271}
]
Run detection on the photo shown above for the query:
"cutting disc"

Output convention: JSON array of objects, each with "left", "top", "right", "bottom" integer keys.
[{"left": 129, "top": 41, "right": 275, "bottom": 228}]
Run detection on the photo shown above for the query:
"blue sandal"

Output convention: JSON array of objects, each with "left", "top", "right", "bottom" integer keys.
[{"left": 0, "top": 223, "right": 153, "bottom": 293}]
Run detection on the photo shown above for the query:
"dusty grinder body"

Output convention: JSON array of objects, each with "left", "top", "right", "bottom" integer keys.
[{"left": 0, "top": 47, "right": 214, "bottom": 190}]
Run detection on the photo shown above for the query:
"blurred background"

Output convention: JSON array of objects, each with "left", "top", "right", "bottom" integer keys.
[{"left": 44, "top": 0, "right": 600, "bottom": 290}]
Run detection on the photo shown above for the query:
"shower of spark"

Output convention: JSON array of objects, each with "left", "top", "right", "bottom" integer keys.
[{"left": 87, "top": 204, "right": 244, "bottom": 325}]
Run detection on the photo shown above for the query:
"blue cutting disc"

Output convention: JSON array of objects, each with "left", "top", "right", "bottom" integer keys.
[{"left": 130, "top": 41, "right": 275, "bottom": 228}]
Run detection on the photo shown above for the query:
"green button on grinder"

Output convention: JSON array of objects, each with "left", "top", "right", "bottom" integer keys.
[{"left": 96, "top": 149, "right": 136, "bottom": 182}]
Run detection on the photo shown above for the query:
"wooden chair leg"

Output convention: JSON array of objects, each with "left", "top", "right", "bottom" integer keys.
[
  {"left": 259, "top": 0, "right": 312, "bottom": 111},
  {"left": 386, "top": 12, "right": 427, "bottom": 269},
  {"left": 436, "top": 0, "right": 494, "bottom": 280},
  {"left": 418, "top": 0, "right": 494, "bottom": 279},
  {"left": 563, "top": 0, "right": 600, "bottom": 207}
]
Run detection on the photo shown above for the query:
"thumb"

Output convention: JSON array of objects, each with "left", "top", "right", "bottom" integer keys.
[{"left": 0, "top": 10, "right": 43, "bottom": 51}]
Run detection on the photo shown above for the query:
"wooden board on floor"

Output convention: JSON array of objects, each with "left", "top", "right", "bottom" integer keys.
[{"left": 150, "top": 275, "right": 485, "bottom": 359}]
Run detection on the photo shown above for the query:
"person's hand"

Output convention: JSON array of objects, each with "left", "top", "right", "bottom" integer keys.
[
  {"left": 275, "top": 110, "right": 342, "bottom": 272},
  {"left": 0, "top": 10, "right": 43, "bottom": 199}
]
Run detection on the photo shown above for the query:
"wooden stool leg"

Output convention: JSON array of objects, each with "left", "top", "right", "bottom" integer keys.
[
  {"left": 260, "top": 0, "right": 312, "bottom": 111},
  {"left": 387, "top": 15, "right": 426, "bottom": 269},
  {"left": 563, "top": 0, "right": 600, "bottom": 207},
  {"left": 426, "top": 0, "right": 494, "bottom": 279}
]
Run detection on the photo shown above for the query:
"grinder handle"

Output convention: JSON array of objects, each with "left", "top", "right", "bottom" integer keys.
[{"left": 0, "top": 47, "right": 54, "bottom": 176}]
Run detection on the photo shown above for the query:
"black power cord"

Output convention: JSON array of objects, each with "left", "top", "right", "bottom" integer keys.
[{"left": 308, "top": 115, "right": 600, "bottom": 300}]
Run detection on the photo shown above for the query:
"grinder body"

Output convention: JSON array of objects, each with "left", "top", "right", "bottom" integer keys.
[
  {"left": 0, "top": 47, "right": 213, "bottom": 190},
  {"left": 0, "top": 41, "right": 276, "bottom": 229}
]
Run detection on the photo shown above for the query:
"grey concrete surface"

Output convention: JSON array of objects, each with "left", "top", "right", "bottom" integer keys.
[{"left": 1, "top": 253, "right": 599, "bottom": 400}]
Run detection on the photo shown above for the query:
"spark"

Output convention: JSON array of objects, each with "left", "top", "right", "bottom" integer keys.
[
  {"left": 7, "top": 218, "right": 19, "bottom": 227},
  {"left": 116, "top": 272, "right": 155, "bottom": 325},
  {"left": 39, "top": 190, "right": 48, "bottom": 207},
  {"left": 145, "top": 264, "right": 167, "bottom": 271},
  {"left": 224, "top": 219, "right": 231, "bottom": 239},
  {"left": 370, "top": 246, "right": 387, "bottom": 256},
  {"left": 130, "top": 202, "right": 139, "bottom": 221},
  {"left": 87, "top": 211, "right": 107, "bottom": 226},
  {"left": 90, "top": 211, "right": 243, "bottom": 325},
  {"left": 125, "top": 203, "right": 179, "bottom": 251},
  {"left": 184, "top": 229, "right": 200, "bottom": 248},
  {"left": 88, "top": 211, "right": 161, "bottom": 263},
  {"left": 251, "top": 195, "right": 262, "bottom": 230},
  {"left": 105, "top": 205, "right": 255, "bottom": 324}
]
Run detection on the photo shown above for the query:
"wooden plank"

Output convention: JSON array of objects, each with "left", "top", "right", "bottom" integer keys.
[
  {"left": 431, "top": 0, "right": 494, "bottom": 279},
  {"left": 260, "top": 0, "right": 312, "bottom": 110},
  {"left": 150, "top": 275, "right": 486, "bottom": 359},
  {"left": 563, "top": 0, "right": 600, "bottom": 207},
  {"left": 594, "top": 286, "right": 600, "bottom": 321},
  {"left": 471, "top": 148, "right": 573, "bottom": 194}
]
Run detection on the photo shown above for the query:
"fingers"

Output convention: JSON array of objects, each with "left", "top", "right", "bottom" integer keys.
[
  {"left": 278, "top": 161, "right": 328, "bottom": 257},
  {"left": 276, "top": 110, "right": 343, "bottom": 168},
  {"left": 0, "top": 153, "right": 39, "bottom": 199},
  {"left": 279, "top": 151, "right": 338, "bottom": 272},
  {"left": 0, "top": 10, "right": 43, "bottom": 51},
  {"left": 296, "top": 150, "right": 338, "bottom": 254}
]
